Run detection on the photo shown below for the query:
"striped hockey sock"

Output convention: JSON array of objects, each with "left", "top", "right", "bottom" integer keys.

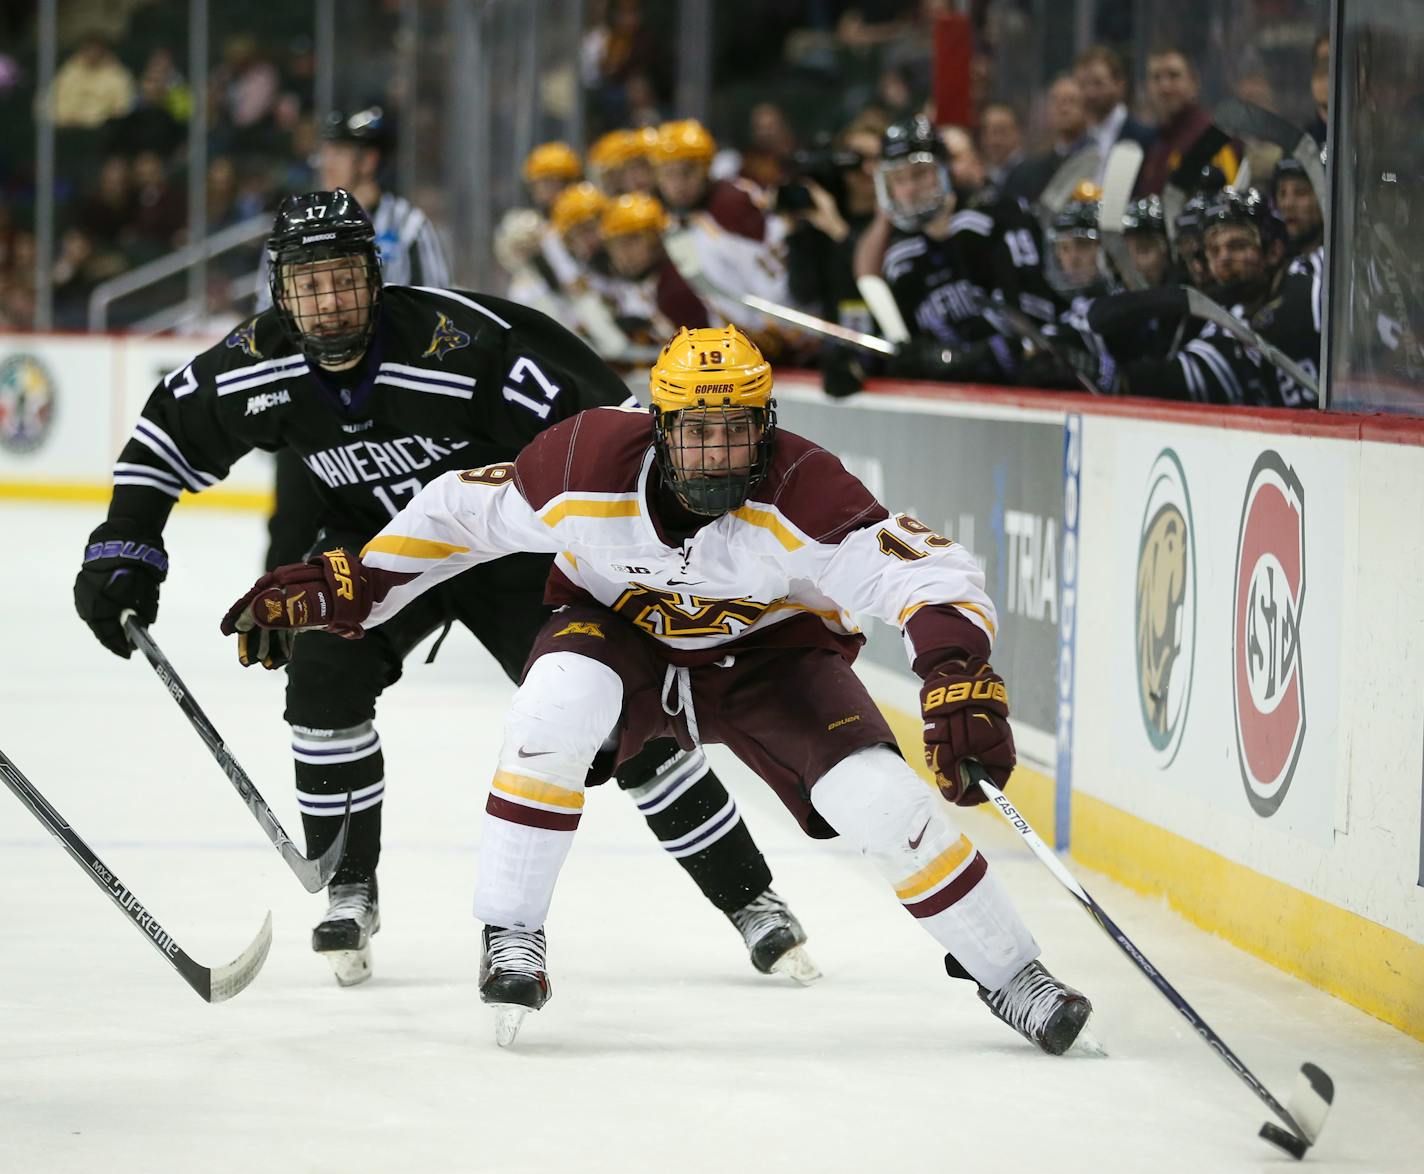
[{"left": 291, "top": 721, "right": 385, "bottom": 881}]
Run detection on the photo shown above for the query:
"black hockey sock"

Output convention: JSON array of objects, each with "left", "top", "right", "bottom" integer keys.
[
  {"left": 618, "top": 739, "right": 772, "bottom": 914},
  {"left": 291, "top": 723, "right": 386, "bottom": 883}
]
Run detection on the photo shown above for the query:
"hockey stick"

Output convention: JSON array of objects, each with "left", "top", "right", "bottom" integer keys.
[
  {"left": 1163, "top": 123, "right": 1234, "bottom": 245},
  {"left": 989, "top": 302, "right": 1106, "bottom": 396},
  {"left": 969, "top": 764, "right": 1334, "bottom": 1160},
  {"left": 664, "top": 232, "right": 896, "bottom": 356},
  {"left": 1212, "top": 99, "right": 1326, "bottom": 207},
  {"left": 1038, "top": 144, "right": 1102, "bottom": 219},
  {"left": 1097, "top": 141, "right": 1148, "bottom": 291},
  {"left": 122, "top": 614, "right": 350, "bottom": 893},
  {"left": 856, "top": 274, "right": 912, "bottom": 344},
  {"left": 0, "top": 746, "right": 272, "bottom": 1002},
  {"left": 1183, "top": 287, "right": 1320, "bottom": 397}
]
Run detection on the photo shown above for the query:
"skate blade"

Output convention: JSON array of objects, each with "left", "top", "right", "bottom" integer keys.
[
  {"left": 1069, "top": 1024, "right": 1109, "bottom": 1057},
  {"left": 324, "top": 945, "right": 373, "bottom": 987},
  {"left": 491, "top": 1003, "right": 530, "bottom": 1047},
  {"left": 770, "top": 945, "right": 822, "bottom": 986}
]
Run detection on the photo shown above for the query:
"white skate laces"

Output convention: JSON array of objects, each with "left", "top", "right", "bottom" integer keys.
[
  {"left": 978, "top": 959, "right": 1092, "bottom": 1055},
  {"left": 325, "top": 882, "right": 376, "bottom": 925},
  {"left": 484, "top": 926, "right": 547, "bottom": 975}
]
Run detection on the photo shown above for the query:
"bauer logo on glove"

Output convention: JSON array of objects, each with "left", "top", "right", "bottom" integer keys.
[
  {"left": 220, "top": 549, "right": 372, "bottom": 670},
  {"left": 919, "top": 657, "right": 1016, "bottom": 805}
]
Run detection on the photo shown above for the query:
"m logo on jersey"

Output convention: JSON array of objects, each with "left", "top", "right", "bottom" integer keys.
[
  {"left": 554, "top": 621, "right": 605, "bottom": 639},
  {"left": 612, "top": 584, "right": 771, "bottom": 639},
  {"left": 423, "top": 312, "right": 471, "bottom": 361},
  {"left": 225, "top": 321, "right": 260, "bottom": 358},
  {"left": 1135, "top": 449, "right": 1196, "bottom": 767},
  {"left": 1232, "top": 451, "right": 1306, "bottom": 816}
]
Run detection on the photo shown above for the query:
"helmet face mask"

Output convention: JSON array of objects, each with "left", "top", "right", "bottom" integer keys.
[
  {"left": 268, "top": 189, "right": 382, "bottom": 367},
  {"left": 649, "top": 326, "right": 776, "bottom": 516},
  {"left": 876, "top": 116, "right": 954, "bottom": 231}
]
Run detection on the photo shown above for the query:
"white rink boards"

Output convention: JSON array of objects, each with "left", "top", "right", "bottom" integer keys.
[{"left": 2, "top": 502, "right": 1421, "bottom": 1174}]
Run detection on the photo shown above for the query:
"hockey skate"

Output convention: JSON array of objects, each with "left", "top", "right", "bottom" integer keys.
[
  {"left": 312, "top": 875, "right": 379, "bottom": 987},
  {"left": 480, "top": 925, "right": 551, "bottom": 1047},
  {"left": 978, "top": 959, "right": 1092, "bottom": 1055},
  {"left": 728, "top": 889, "right": 822, "bottom": 985}
]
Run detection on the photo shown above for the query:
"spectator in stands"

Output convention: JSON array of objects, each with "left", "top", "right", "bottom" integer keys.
[
  {"left": 1, "top": 230, "right": 36, "bottom": 326},
  {"left": 978, "top": 104, "right": 1024, "bottom": 194},
  {"left": 740, "top": 101, "right": 799, "bottom": 191},
  {"left": 51, "top": 227, "right": 125, "bottom": 328},
  {"left": 125, "top": 149, "right": 185, "bottom": 260},
  {"left": 113, "top": 47, "right": 188, "bottom": 159},
  {"left": 1137, "top": 45, "right": 1238, "bottom": 196},
  {"left": 206, "top": 156, "right": 242, "bottom": 231},
  {"left": 77, "top": 156, "right": 134, "bottom": 249},
  {"left": 214, "top": 34, "right": 281, "bottom": 157},
  {"left": 43, "top": 34, "right": 135, "bottom": 129},
  {"left": 1001, "top": 74, "right": 1089, "bottom": 205},
  {"left": 1308, "top": 31, "right": 1329, "bottom": 145},
  {"left": 1074, "top": 45, "right": 1154, "bottom": 170}
]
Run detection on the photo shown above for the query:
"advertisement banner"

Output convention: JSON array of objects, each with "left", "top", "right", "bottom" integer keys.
[
  {"left": 1074, "top": 415, "right": 1349, "bottom": 847},
  {"left": 775, "top": 383, "right": 1066, "bottom": 746}
]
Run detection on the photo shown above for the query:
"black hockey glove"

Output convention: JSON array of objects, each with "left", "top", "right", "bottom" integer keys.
[{"left": 74, "top": 521, "right": 169, "bottom": 658}]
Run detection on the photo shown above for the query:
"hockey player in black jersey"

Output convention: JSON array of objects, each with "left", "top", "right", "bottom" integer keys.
[
  {"left": 874, "top": 115, "right": 1059, "bottom": 384},
  {"left": 73, "top": 190, "right": 820, "bottom": 987},
  {"left": 1103, "top": 189, "right": 1320, "bottom": 407}
]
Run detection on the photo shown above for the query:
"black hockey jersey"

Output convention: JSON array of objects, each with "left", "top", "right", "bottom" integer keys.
[
  {"left": 108, "top": 285, "right": 638, "bottom": 541},
  {"left": 882, "top": 195, "right": 1059, "bottom": 349}
]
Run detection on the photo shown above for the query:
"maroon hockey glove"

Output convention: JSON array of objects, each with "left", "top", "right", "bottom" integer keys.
[
  {"left": 220, "top": 549, "right": 371, "bottom": 666},
  {"left": 919, "top": 658, "right": 1016, "bottom": 805}
]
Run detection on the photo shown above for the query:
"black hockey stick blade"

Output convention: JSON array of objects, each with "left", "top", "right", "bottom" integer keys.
[
  {"left": 968, "top": 763, "right": 1334, "bottom": 1158},
  {"left": 1183, "top": 287, "right": 1320, "bottom": 397},
  {"left": 122, "top": 614, "right": 350, "bottom": 892},
  {"left": 0, "top": 746, "right": 272, "bottom": 1003}
]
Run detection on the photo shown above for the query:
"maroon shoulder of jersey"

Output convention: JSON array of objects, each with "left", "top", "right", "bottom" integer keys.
[
  {"left": 704, "top": 179, "right": 767, "bottom": 241},
  {"left": 753, "top": 429, "right": 889, "bottom": 543},
  {"left": 513, "top": 406, "right": 653, "bottom": 510},
  {"left": 655, "top": 261, "right": 711, "bottom": 329}
]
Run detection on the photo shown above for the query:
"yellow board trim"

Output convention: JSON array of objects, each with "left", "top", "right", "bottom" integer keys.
[
  {"left": 876, "top": 696, "right": 1424, "bottom": 1042},
  {"left": 894, "top": 834, "right": 974, "bottom": 900},
  {"left": 490, "top": 770, "right": 585, "bottom": 811},
  {"left": 541, "top": 498, "right": 641, "bottom": 526},
  {"left": 729, "top": 505, "right": 803, "bottom": 551},
  {"left": 0, "top": 480, "right": 273, "bottom": 512},
  {"left": 362, "top": 534, "right": 470, "bottom": 560}
]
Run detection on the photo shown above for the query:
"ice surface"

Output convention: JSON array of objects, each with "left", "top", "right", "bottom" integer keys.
[{"left": 3, "top": 502, "right": 1420, "bottom": 1173}]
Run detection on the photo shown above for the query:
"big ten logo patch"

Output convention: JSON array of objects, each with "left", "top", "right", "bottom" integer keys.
[
  {"left": 1233, "top": 451, "right": 1306, "bottom": 815},
  {"left": 1136, "top": 449, "right": 1197, "bottom": 767},
  {"left": 612, "top": 583, "right": 770, "bottom": 638},
  {"left": 0, "top": 355, "right": 56, "bottom": 454}
]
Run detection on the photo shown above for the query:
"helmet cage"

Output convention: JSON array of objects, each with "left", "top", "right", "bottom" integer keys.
[
  {"left": 270, "top": 241, "right": 381, "bottom": 367},
  {"left": 875, "top": 153, "right": 953, "bottom": 231},
  {"left": 652, "top": 400, "right": 777, "bottom": 516}
]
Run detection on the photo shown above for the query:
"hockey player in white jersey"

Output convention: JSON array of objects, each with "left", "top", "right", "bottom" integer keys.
[{"left": 222, "top": 325, "right": 1093, "bottom": 1051}]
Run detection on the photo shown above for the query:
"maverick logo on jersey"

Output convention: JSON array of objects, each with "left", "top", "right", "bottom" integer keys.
[
  {"left": 423, "top": 312, "right": 471, "bottom": 361},
  {"left": 1135, "top": 449, "right": 1196, "bottom": 767},
  {"left": 303, "top": 434, "right": 471, "bottom": 489},
  {"left": 245, "top": 388, "right": 292, "bottom": 415},
  {"left": 0, "top": 354, "right": 56, "bottom": 454},
  {"left": 1233, "top": 451, "right": 1306, "bottom": 816},
  {"left": 612, "top": 584, "right": 771, "bottom": 639},
  {"left": 225, "top": 321, "right": 260, "bottom": 358}
]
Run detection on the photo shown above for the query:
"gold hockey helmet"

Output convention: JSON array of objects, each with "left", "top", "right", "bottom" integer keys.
[
  {"left": 654, "top": 119, "right": 716, "bottom": 164},
  {"left": 522, "top": 141, "right": 583, "bottom": 183},
  {"left": 600, "top": 192, "right": 669, "bottom": 238},
  {"left": 588, "top": 129, "right": 648, "bottom": 172},
  {"left": 550, "top": 182, "right": 608, "bottom": 236},
  {"left": 648, "top": 326, "right": 777, "bottom": 516}
]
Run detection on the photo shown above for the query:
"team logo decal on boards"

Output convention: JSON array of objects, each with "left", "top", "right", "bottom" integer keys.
[
  {"left": 612, "top": 584, "right": 771, "bottom": 638},
  {"left": 1232, "top": 451, "right": 1306, "bottom": 816},
  {"left": 225, "top": 321, "right": 260, "bottom": 358},
  {"left": 423, "top": 312, "right": 471, "bottom": 361},
  {"left": 1135, "top": 448, "right": 1196, "bottom": 767},
  {"left": 0, "top": 354, "right": 56, "bottom": 454}
]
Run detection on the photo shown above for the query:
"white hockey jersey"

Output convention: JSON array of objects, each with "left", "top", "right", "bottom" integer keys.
[{"left": 358, "top": 406, "right": 997, "bottom": 670}]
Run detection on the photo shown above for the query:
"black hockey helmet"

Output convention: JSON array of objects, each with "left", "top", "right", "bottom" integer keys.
[
  {"left": 1174, "top": 192, "right": 1211, "bottom": 243},
  {"left": 267, "top": 188, "right": 383, "bottom": 367},
  {"left": 1200, "top": 187, "right": 1287, "bottom": 254},
  {"left": 322, "top": 106, "right": 390, "bottom": 153},
  {"left": 1121, "top": 195, "right": 1166, "bottom": 238},
  {"left": 1051, "top": 183, "right": 1102, "bottom": 240},
  {"left": 1190, "top": 163, "right": 1228, "bottom": 195},
  {"left": 875, "top": 115, "right": 953, "bottom": 231}
]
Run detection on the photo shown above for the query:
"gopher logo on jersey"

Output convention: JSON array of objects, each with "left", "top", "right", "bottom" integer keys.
[
  {"left": 613, "top": 584, "right": 771, "bottom": 639},
  {"left": 225, "top": 321, "right": 260, "bottom": 359},
  {"left": 1135, "top": 449, "right": 1196, "bottom": 767},
  {"left": 423, "top": 312, "right": 471, "bottom": 361},
  {"left": 1232, "top": 451, "right": 1306, "bottom": 816}
]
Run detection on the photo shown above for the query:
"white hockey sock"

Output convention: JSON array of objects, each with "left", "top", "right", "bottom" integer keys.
[
  {"left": 474, "top": 652, "right": 623, "bottom": 930},
  {"left": 811, "top": 745, "right": 1038, "bottom": 991}
]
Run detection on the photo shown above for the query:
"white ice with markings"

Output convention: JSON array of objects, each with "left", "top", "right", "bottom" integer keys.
[{"left": 3, "top": 502, "right": 1420, "bottom": 1173}]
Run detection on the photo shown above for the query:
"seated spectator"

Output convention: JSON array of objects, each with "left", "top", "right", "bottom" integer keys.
[
  {"left": 42, "top": 34, "right": 134, "bottom": 129},
  {"left": 1136, "top": 45, "right": 1238, "bottom": 196},
  {"left": 740, "top": 102, "right": 799, "bottom": 191},
  {"left": 1002, "top": 75, "right": 1090, "bottom": 205},
  {"left": 111, "top": 47, "right": 188, "bottom": 159},
  {"left": 1074, "top": 45, "right": 1155, "bottom": 173},
  {"left": 978, "top": 104, "right": 1025, "bottom": 194},
  {"left": 125, "top": 149, "right": 185, "bottom": 260},
  {"left": 76, "top": 155, "right": 133, "bottom": 248}
]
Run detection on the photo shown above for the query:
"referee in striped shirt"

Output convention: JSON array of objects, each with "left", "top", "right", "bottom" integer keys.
[{"left": 264, "top": 107, "right": 452, "bottom": 566}]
